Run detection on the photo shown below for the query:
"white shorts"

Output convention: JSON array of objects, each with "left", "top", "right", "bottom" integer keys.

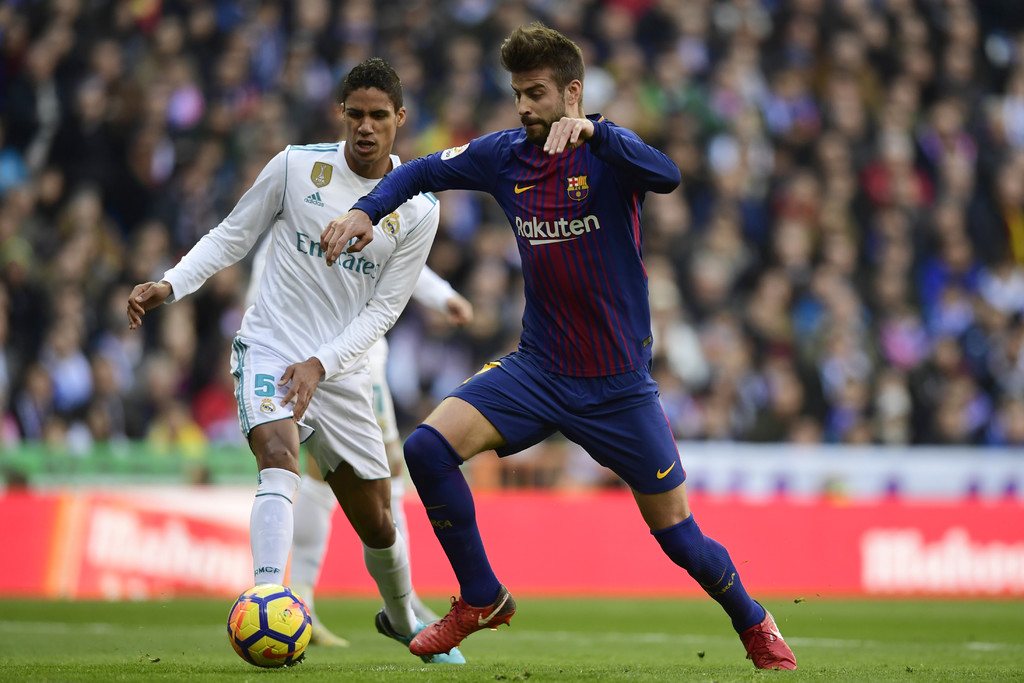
[
  {"left": 368, "top": 337, "right": 399, "bottom": 444},
  {"left": 230, "top": 337, "right": 389, "bottom": 480}
]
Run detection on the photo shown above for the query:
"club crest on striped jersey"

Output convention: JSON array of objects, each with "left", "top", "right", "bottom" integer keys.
[
  {"left": 311, "top": 162, "right": 333, "bottom": 187},
  {"left": 382, "top": 211, "right": 400, "bottom": 236},
  {"left": 441, "top": 143, "right": 469, "bottom": 160},
  {"left": 567, "top": 175, "right": 589, "bottom": 201}
]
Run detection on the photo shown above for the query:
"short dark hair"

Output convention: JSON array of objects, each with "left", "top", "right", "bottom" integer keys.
[
  {"left": 338, "top": 57, "right": 403, "bottom": 111},
  {"left": 499, "top": 22, "right": 584, "bottom": 89}
]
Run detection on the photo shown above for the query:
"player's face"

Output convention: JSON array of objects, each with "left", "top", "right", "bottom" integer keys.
[
  {"left": 340, "top": 87, "right": 406, "bottom": 179},
  {"left": 510, "top": 68, "right": 570, "bottom": 148}
]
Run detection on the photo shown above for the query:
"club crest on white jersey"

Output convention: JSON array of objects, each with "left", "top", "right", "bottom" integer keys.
[{"left": 382, "top": 211, "right": 400, "bottom": 236}]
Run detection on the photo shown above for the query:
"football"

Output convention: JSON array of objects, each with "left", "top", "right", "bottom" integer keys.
[{"left": 226, "top": 584, "right": 311, "bottom": 667}]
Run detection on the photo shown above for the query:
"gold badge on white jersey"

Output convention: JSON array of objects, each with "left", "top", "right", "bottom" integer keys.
[
  {"left": 382, "top": 212, "right": 400, "bottom": 236},
  {"left": 311, "top": 162, "right": 333, "bottom": 187}
]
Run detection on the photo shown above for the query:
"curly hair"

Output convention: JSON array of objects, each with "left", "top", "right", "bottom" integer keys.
[
  {"left": 338, "top": 57, "right": 403, "bottom": 111},
  {"left": 499, "top": 22, "right": 584, "bottom": 89}
]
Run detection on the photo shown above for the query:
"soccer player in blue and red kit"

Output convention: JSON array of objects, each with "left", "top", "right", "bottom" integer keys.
[{"left": 320, "top": 23, "right": 797, "bottom": 670}]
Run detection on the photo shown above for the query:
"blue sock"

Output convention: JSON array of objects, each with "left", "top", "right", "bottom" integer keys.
[
  {"left": 404, "top": 425, "right": 501, "bottom": 607},
  {"left": 652, "top": 514, "right": 765, "bottom": 633}
]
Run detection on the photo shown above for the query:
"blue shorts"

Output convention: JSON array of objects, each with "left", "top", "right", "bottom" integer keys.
[{"left": 449, "top": 351, "right": 685, "bottom": 494}]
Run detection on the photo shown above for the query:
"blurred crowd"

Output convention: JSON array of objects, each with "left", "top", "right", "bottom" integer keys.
[{"left": 3, "top": 0, "right": 1024, "bottom": 477}]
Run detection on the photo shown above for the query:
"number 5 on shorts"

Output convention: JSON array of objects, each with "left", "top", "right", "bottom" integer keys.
[{"left": 254, "top": 374, "right": 276, "bottom": 397}]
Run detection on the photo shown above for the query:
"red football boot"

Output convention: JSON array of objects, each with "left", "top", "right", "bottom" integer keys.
[
  {"left": 739, "top": 608, "right": 797, "bottom": 670},
  {"left": 409, "top": 585, "right": 516, "bottom": 656}
]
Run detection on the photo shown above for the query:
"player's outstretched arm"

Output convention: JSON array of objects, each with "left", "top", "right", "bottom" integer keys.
[
  {"left": 444, "top": 293, "right": 474, "bottom": 326},
  {"left": 321, "top": 209, "right": 374, "bottom": 265},
  {"left": 127, "top": 280, "right": 173, "bottom": 330}
]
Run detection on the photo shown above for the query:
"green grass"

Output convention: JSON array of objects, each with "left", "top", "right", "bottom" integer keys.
[{"left": 1, "top": 597, "right": 1022, "bottom": 681}]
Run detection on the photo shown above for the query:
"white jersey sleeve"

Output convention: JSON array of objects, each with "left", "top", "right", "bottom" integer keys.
[
  {"left": 411, "top": 266, "right": 457, "bottom": 313},
  {"left": 162, "top": 151, "right": 285, "bottom": 302},
  {"left": 243, "top": 234, "right": 270, "bottom": 309},
  {"left": 312, "top": 198, "right": 439, "bottom": 378}
]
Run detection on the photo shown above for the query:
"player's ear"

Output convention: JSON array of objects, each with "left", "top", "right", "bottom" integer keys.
[
  {"left": 565, "top": 80, "right": 582, "bottom": 108},
  {"left": 334, "top": 103, "right": 344, "bottom": 121},
  {"left": 395, "top": 106, "right": 407, "bottom": 128}
]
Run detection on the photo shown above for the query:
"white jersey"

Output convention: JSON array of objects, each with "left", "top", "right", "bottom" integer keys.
[
  {"left": 244, "top": 237, "right": 456, "bottom": 317},
  {"left": 162, "top": 143, "right": 440, "bottom": 380}
]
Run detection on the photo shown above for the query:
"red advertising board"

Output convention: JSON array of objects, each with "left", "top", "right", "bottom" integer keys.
[
  {"left": 1, "top": 488, "right": 252, "bottom": 599},
  {"left": 2, "top": 488, "right": 1021, "bottom": 599},
  {"left": 326, "top": 491, "right": 1024, "bottom": 598}
]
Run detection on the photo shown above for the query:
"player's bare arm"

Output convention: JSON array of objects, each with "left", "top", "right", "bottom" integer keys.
[
  {"left": 277, "top": 356, "right": 325, "bottom": 422},
  {"left": 321, "top": 209, "right": 374, "bottom": 265},
  {"left": 127, "top": 280, "right": 173, "bottom": 330},
  {"left": 543, "top": 117, "right": 594, "bottom": 155}
]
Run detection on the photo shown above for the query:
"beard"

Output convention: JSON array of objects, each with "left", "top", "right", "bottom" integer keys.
[{"left": 522, "top": 99, "right": 567, "bottom": 148}]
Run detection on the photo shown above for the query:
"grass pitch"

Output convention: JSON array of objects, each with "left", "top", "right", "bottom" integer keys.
[{"left": 1, "top": 597, "right": 1021, "bottom": 681}]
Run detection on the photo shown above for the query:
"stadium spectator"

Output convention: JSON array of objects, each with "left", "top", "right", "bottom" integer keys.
[
  {"left": 0, "top": 120, "right": 30, "bottom": 194},
  {"left": 189, "top": 340, "right": 243, "bottom": 445},
  {"left": 81, "top": 354, "right": 128, "bottom": 446},
  {"left": 146, "top": 397, "right": 207, "bottom": 459},
  {"left": 12, "top": 362, "right": 53, "bottom": 442},
  {"left": 40, "top": 316, "right": 92, "bottom": 417}
]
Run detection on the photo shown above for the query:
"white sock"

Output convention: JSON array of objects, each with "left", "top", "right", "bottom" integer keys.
[
  {"left": 389, "top": 476, "right": 439, "bottom": 622},
  {"left": 390, "top": 476, "right": 408, "bottom": 550},
  {"left": 291, "top": 474, "right": 336, "bottom": 591},
  {"left": 363, "top": 533, "right": 416, "bottom": 636},
  {"left": 250, "top": 467, "right": 300, "bottom": 585}
]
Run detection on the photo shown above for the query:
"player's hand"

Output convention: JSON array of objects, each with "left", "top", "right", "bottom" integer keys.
[
  {"left": 278, "top": 357, "right": 325, "bottom": 423},
  {"left": 544, "top": 116, "right": 594, "bottom": 155},
  {"left": 321, "top": 209, "right": 373, "bottom": 266},
  {"left": 127, "top": 280, "right": 173, "bottom": 330},
  {"left": 444, "top": 293, "right": 474, "bottom": 326}
]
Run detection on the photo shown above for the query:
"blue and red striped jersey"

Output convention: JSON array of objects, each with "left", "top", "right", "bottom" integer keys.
[{"left": 353, "top": 115, "right": 681, "bottom": 377}]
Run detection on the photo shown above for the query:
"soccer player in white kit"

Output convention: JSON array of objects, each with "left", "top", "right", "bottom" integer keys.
[
  {"left": 243, "top": 235, "right": 474, "bottom": 645},
  {"left": 292, "top": 276, "right": 472, "bottom": 646},
  {"left": 127, "top": 58, "right": 464, "bottom": 664}
]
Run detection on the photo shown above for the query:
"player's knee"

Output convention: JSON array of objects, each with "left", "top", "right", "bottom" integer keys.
[
  {"left": 255, "top": 447, "right": 300, "bottom": 474},
  {"left": 250, "top": 425, "right": 301, "bottom": 474},
  {"left": 357, "top": 512, "right": 397, "bottom": 548},
  {"left": 404, "top": 425, "right": 461, "bottom": 482}
]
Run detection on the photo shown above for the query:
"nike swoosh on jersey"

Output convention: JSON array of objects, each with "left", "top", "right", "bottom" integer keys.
[
  {"left": 656, "top": 462, "right": 676, "bottom": 479},
  {"left": 514, "top": 184, "right": 536, "bottom": 194},
  {"left": 477, "top": 592, "right": 511, "bottom": 626}
]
